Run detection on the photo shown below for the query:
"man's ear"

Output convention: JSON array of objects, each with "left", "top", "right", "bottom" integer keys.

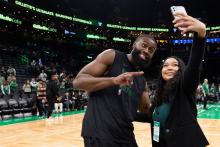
[{"left": 132, "top": 42, "right": 136, "bottom": 49}]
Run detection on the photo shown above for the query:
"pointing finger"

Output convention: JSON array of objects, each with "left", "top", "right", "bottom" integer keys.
[{"left": 129, "top": 71, "right": 144, "bottom": 77}]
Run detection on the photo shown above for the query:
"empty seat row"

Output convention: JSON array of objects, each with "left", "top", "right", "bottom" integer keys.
[{"left": 0, "top": 98, "right": 36, "bottom": 120}]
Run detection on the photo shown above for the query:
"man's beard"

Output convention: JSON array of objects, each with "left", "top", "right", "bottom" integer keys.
[{"left": 131, "top": 48, "right": 151, "bottom": 70}]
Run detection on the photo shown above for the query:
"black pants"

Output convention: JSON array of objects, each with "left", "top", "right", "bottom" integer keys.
[
  {"left": 83, "top": 137, "right": 138, "bottom": 147},
  {"left": 47, "top": 101, "right": 54, "bottom": 118},
  {"left": 203, "top": 96, "right": 207, "bottom": 109},
  {"left": 36, "top": 99, "right": 47, "bottom": 116}
]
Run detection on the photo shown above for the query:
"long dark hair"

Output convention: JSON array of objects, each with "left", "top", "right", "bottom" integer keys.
[{"left": 154, "top": 56, "right": 186, "bottom": 106}]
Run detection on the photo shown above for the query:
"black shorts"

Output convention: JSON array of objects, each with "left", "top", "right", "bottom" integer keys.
[{"left": 83, "top": 137, "right": 138, "bottom": 147}]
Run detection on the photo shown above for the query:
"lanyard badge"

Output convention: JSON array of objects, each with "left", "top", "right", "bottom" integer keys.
[{"left": 153, "top": 121, "right": 160, "bottom": 142}]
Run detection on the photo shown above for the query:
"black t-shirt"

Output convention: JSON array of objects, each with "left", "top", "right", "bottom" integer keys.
[
  {"left": 46, "top": 80, "right": 59, "bottom": 103},
  {"left": 81, "top": 50, "right": 146, "bottom": 143}
]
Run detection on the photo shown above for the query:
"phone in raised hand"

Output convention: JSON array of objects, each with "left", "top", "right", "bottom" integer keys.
[
  {"left": 170, "top": 6, "right": 187, "bottom": 31},
  {"left": 170, "top": 6, "right": 187, "bottom": 18}
]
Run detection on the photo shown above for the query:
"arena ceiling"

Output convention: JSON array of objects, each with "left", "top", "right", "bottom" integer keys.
[{"left": 21, "top": 0, "right": 219, "bottom": 27}]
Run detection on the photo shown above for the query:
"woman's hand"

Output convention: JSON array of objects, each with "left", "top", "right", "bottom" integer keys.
[{"left": 172, "top": 12, "right": 206, "bottom": 38}]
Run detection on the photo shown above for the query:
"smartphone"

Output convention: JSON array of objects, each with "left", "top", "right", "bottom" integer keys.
[
  {"left": 170, "top": 6, "right": 187, "bottom": 19},
  {"left": 170, "top": 6, "right": 187, "bottom": 30}
]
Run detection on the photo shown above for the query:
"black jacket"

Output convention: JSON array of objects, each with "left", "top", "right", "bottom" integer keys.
[
  {"left": 46, "top": 80, "right": 60, "bottom": 103},
  {"left": 135, "top": 35, "right": 209, "bottom": 147}
]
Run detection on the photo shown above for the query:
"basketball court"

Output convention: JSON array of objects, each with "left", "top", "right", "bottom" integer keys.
[{"left": 0, "top": 104, "right": 220, "bottom": 147}]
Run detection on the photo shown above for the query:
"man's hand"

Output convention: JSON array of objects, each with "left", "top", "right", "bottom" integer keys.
[
  {"left": 112, "top": 71, "right": 144, "bottom": 86},
  {"left": 57, "top": 97, "right": 62, "bottom": 102}
]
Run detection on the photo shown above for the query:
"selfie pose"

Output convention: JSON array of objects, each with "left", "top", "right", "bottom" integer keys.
[{"left": 135, "top": 7, "right": 209, "bottom": 147}]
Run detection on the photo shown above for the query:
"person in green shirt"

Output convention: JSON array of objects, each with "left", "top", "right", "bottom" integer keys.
[
  {"left": 10, "top": 77, "right": 18, "bottom": 97},
  {"left": 1, "top": 80, "right": 11, "bottom": 98},
  {"left": 202, "top": 78, "right": 209, "bottom": 109},
  {"left": 30, "top": 78, "right": 38, "bottom": 93}
]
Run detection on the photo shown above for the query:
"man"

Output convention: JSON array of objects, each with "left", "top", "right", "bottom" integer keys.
[
  {"left": 62, "top": 91, "right": 74, "bottom": 111},
  {"left": 7, "top": 65, "right": 16, "bottom": 76},
  {"left": 39, "top": 70, "right": 47, "bottom": 82},
  {"left": 202, "top": 78, "right": 209, "bottom": 110},
  {"left": 196, "top": 84, "right": 205, "bottom": 104},
  {"left": 73, "top": 34, "right": 157, "bottom": 147},
  {"left": 46, "top": 72, "right": 60, "bottom": 118},
  {"left": 36, "top": 80, "right": 47, "bottom": 117}
]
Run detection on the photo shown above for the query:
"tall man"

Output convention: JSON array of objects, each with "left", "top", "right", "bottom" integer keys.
[
  {"left": 73, "top": 34, "right": 157, "bottom": 147},
  {"left": 46, "top": 72, "right": 60, "bottom": 118}
]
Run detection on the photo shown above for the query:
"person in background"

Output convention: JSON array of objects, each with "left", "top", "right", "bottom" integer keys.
[
  {"left": 54, "top": 94, "right": 63, "bottom": 114},
  {"left": 36, "top": 80, "right": 47, "bottom": 117},
  {"left": 0, "top": 80, "right": 11, "bottom": 98},
  {"left": 202, "top": 78, "right": 209, "bottom": 110},
  {"left": 46, "top": 72, "right": 60, "bottom": 118},
  {"left": 62, "top": 91, "right": 74, "bottom": 111},
  {"left": 23, "top": 80, "right": 32, "bottom": 98},
  {"left": 9, "top": 76, "right": 18, "bottom": 98},
  {"left": 30, "top": 78, "right": 38, "bottom": 94}
]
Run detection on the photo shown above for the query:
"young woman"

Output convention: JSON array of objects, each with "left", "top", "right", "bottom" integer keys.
[{"left": 135, "top": 12, "right": 209, "bottom": 147}]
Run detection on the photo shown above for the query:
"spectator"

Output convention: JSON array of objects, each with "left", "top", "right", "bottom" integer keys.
[
  {"left": 30, "top": 78, "right": 38, "bottom": 93},
  {"left": 39, "top": 70, "right": 47, "bottom": 82},
  {"left": 202, "top": 78, "right": 209, "bottom": 109},
  {"left": 0, "top": 80, "right": 11, "bottom": 98},
  {"left": 36, "top": 80, "right": 47, "bottom": 117},
  {"left": 62, "top": 91, "right": 74, "bottom": 111},
  {"left": 7, "top": 65, "right": 16, "bottom": 76},
  {"left": 196, "top": 84, "right": 205, "bottom": 104},
  {"left": 9, "top": 76, "right": 18, "bottom": 97},
  {"left": 23, "top": 80, "right": 32, "bottom": 98}
]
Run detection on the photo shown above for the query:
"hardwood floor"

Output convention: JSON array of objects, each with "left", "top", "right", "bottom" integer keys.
[{"left": 0, "top": 113, "right": 219, "bottom": 147}]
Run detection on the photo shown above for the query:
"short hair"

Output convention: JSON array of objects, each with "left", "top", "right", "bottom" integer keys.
[{"left": 134, "top": 34, "right": 156, "bottom": 44}]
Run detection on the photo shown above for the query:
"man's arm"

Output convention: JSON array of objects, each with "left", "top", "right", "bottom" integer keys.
[
  {"left": 138, "top": 85, "right": 151, "bottom": 113},
  {"left": 73, "top": 49, "right": 116, "bottom": 92},
  {"left": 73, "top": 49, "right": 144, "bottom": 92},
  {"left": 134, "top": 86, "right": 152, "bottom": 123}
]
